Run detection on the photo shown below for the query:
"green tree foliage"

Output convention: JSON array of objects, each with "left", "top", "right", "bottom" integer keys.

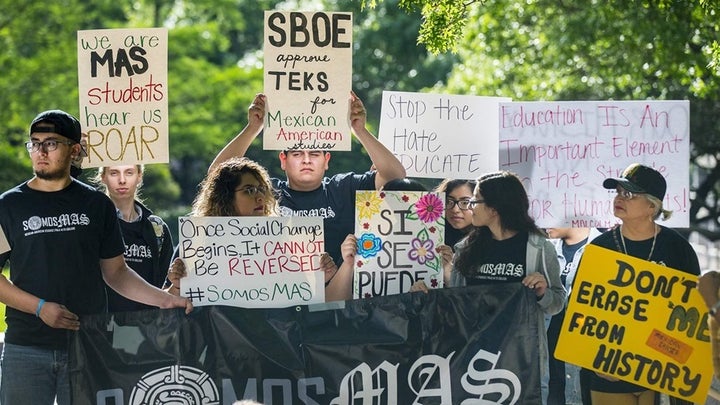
[{"left": 3, "top": 0, "right": 719, "bottom": 241}]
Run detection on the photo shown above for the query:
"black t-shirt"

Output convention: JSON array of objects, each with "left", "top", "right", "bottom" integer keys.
[
  {"left": 588, "top": 225, "right": 700, "bottom": 394},
  {"left": 0, "top": 179, "right": 125, "bottom": 349},
  {"left": 466, "top": 231, "right": 528, "bottom": 285},
  {"left": 273, "top": 171, "right": 376, "bottom": 264},
  {"left": 107, "top": 214, "right": 155, "bottom": 312}
]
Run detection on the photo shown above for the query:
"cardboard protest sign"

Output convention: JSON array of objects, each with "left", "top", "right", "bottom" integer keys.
[
  {"left": 353, "top": 191, "right": 445, "bottom": 298},
  {"left": 499, "top": 101, "right": 690, "bottom": 228},
  {"left": 78, "top": 28, "right": 169, "bottom": 168},
  {"left": 263, "top": 11, "right": 353, "bottom": 151},
  {"left": 555, "top": 245, "right": 711, "bottom": 403},
  {"left": 177, "top": 216, "right": 325, "bottom": 308},
  {"left": 378, "top": 91, "right": 510, "bottom": 179},
  {"left": 0, "top": 226, "right": 9, "bottom": 255}
]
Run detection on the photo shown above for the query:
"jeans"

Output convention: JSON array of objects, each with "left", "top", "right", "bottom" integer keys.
[{"left": 0, "top": 343, "right": 70, "bottom": 405}]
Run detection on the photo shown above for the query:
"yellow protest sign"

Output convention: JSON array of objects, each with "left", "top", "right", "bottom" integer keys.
[{"left": 555, "top": 245, "right": 711, "bottom": 403}]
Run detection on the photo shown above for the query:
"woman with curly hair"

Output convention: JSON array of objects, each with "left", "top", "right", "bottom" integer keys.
[
  {"left": 166, "top": 157, "right": 335, "bottom": 295},
  {"left": 190, "top": 156, "right": 278, "bottom": 217}
]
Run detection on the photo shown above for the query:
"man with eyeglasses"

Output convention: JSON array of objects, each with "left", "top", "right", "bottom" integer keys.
[
  {"left": 210, "top": 93, "right": 406, "bottom": 265},
  {"left": 0, "top": 110, "right": 192, "bottom": 405}
]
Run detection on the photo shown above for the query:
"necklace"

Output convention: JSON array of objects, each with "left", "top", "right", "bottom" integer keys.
[{"left": 619, "top": 224, "right": 657, "bottom": 261}]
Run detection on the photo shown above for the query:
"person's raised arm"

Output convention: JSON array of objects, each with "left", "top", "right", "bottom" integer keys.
[
  {"left": 209, "top": 93, "right": 266, "bottom": 173},
  {"left": 101, "top": 255, "right": 192, "bottom": 314},
  {"left": 349, "top": 92, "right": 406, "bottom": 189}
]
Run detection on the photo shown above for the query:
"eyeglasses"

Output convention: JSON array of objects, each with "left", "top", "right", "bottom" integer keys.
[
  {"left": 611, "top": 188, "right": 642, "bottom": 200},
  {"left": 467, "top": 199, "right": 485, "bottom": 209},
  {"left": 235, "top": 186, "right": 267, "bottom": 197},
  {"left": 25, "top": 139, "right": 74, "bottom": 153},
  {"left": 446, "top": 198, "right": 473, "bottom": 210}
]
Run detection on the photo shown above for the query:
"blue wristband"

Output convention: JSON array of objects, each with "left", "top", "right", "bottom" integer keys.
[{"left": 35, "top": 299, "right": 45, "bottom": 317}]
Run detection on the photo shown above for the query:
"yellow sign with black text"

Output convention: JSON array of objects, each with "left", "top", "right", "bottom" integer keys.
[{"left": 555, "top": 245, "right": 711, "bottom": 403}]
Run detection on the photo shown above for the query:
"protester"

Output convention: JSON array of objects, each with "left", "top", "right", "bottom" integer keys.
[
  {"left": 324, "top": 178, "right": 428, "bottom": 301},
  {"left": 589, "top": 163, "right": 700, "bottom": 405},
  {"left": 544, "top": 227, "right": 603, "bottom": 405},
  {"left": 93, "top": 165, "right": 174, "bottom": 312},
  {"left": 411, "top": 171, "right": 565, "bottom": 404},
  {"left": 0, "top": 109, "right": 191, "bottom": 405},
  {"left": 165, "top": 157, "right": 335, "bottom": 295},
  {"left": 431, "top": 178, "right": 476, "bottom": 289},
  {"left": 208, "top": 92, "right": 406, "bottom": 265},
  {"left": 435, "top": 178, "right": 476, "bottom": 249}
]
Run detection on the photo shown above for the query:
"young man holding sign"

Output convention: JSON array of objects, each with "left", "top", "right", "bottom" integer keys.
[
  {"left": 210, "top": 93, "right": 406, "bottom": 266},
  {"left": 0, "top": 110, "right": 192, "bottom": 405}
]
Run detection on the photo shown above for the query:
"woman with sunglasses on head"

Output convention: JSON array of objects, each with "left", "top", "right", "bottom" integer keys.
[
  {"left": 587, "top": 163, "right": 700, "bottom": 405},
  {"left": 165, "top": 157, "right": 335, "bottom": 295},
  {"left": 94, "top": 165, "right": 174, "bottom": 312}
]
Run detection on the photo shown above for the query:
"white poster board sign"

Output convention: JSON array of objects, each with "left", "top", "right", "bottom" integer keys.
[
  {"left": 263, "top": 11, "right": 353, "bottom": 151},
  {"left": 378, "top": 91, "right": 510, "bottom": 179},
  {"left": 178, "top": 216, "right": 325, "bottom": 308},
  {"left": 499, "top": 101, "right": 690, "bottom": 228},
  {"left": 77, "top": 28, "right": 169, "bottom": 168},
  {"left": 353, "top": 191, "right": 445, "bottom": 298}
]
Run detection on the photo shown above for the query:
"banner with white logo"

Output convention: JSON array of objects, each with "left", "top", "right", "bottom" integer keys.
[{"left": 70, "top": 285, "right": 541, "bottom": 404}]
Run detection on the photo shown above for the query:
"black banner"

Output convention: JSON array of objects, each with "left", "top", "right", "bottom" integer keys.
[{"left": 69, "top": 284, "right": 541, "bottom": 404}]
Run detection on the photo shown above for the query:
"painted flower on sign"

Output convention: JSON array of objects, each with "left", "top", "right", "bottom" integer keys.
[
  {"left": 357, "top": 233, "right": 383, "bottom": 259},
  {"left": 408, "top": 238, "right": 436, "bottom": 265},
  {"left": 414, "top": 193, "right": 444, "bottom": 223},
  {"left": 356, "top": 191, "right": 384, "bottom": 219}
]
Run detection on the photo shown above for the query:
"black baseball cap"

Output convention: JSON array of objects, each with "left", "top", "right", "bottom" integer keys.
[
  {"left": 30, "top": 110, "right": 86, "bottom": 156},
  {"left": 602, "top": 163, "right": 667, "bottom": 201}
]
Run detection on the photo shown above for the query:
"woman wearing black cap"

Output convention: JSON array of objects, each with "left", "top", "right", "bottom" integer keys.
[{"left": 587, "top": 163, "right": 700, "bottom": 405}]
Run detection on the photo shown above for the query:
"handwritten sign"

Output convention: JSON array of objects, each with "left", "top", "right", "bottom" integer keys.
[
  {"left": 353, "top": 191, "right": 445, "bottom": 298},
  {"left": 0, "top": 226, "right": 9, "bottom": 254},
  {"left": 263, "top": 11, "right": 353, "bottom": 151},
  {"left": 377, "top": 91, "right": 510, "bottom": 179},
  {"left": 178, "top": 216, "right": 325, "bottom": 308},
  {"left": 499, "top": 101, "right": 690, "bottom": 228},
  {"left": 555, "top": 245, "right": 711, "bottom": 403},
  {"left": 77, "top": 28, "right": 169, "bottom": 168}
]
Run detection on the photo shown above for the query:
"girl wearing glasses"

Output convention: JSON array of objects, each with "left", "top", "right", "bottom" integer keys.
[
  {"left": 435, "top": 178, "right": 476, "bottom": 249},
  {"left": 166, "top": 157, "right": 335, "bottom": 295},
  {"left": 587, "top": 163, "right": 700, "bottom": 405},
  {"left": 190, "top": 156, "right": 278, "bottom": 217},
  {"left": 94, "top": 165, "right": 174, "bottom": 312}
]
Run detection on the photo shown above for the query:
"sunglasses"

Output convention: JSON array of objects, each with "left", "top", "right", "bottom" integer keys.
[{"left": 235, "top": 186, "right": 267, "bottom": 197}]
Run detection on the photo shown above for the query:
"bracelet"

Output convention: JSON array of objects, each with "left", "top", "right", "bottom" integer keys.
[
  {"left": 35, "top": 299, "right": 46, "bottom": 317},
  {"left": 710, "top": 300, "right": 720, "bottom": 317}
]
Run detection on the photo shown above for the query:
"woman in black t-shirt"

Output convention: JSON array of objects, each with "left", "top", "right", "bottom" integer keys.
[{"left": 95, "top": 164, "right": 174, "bottom": 312}]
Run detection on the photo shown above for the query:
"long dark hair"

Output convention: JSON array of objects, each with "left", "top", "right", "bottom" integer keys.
[{"left": 455, "top": 171, "right": 543, "bottom": 276}]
